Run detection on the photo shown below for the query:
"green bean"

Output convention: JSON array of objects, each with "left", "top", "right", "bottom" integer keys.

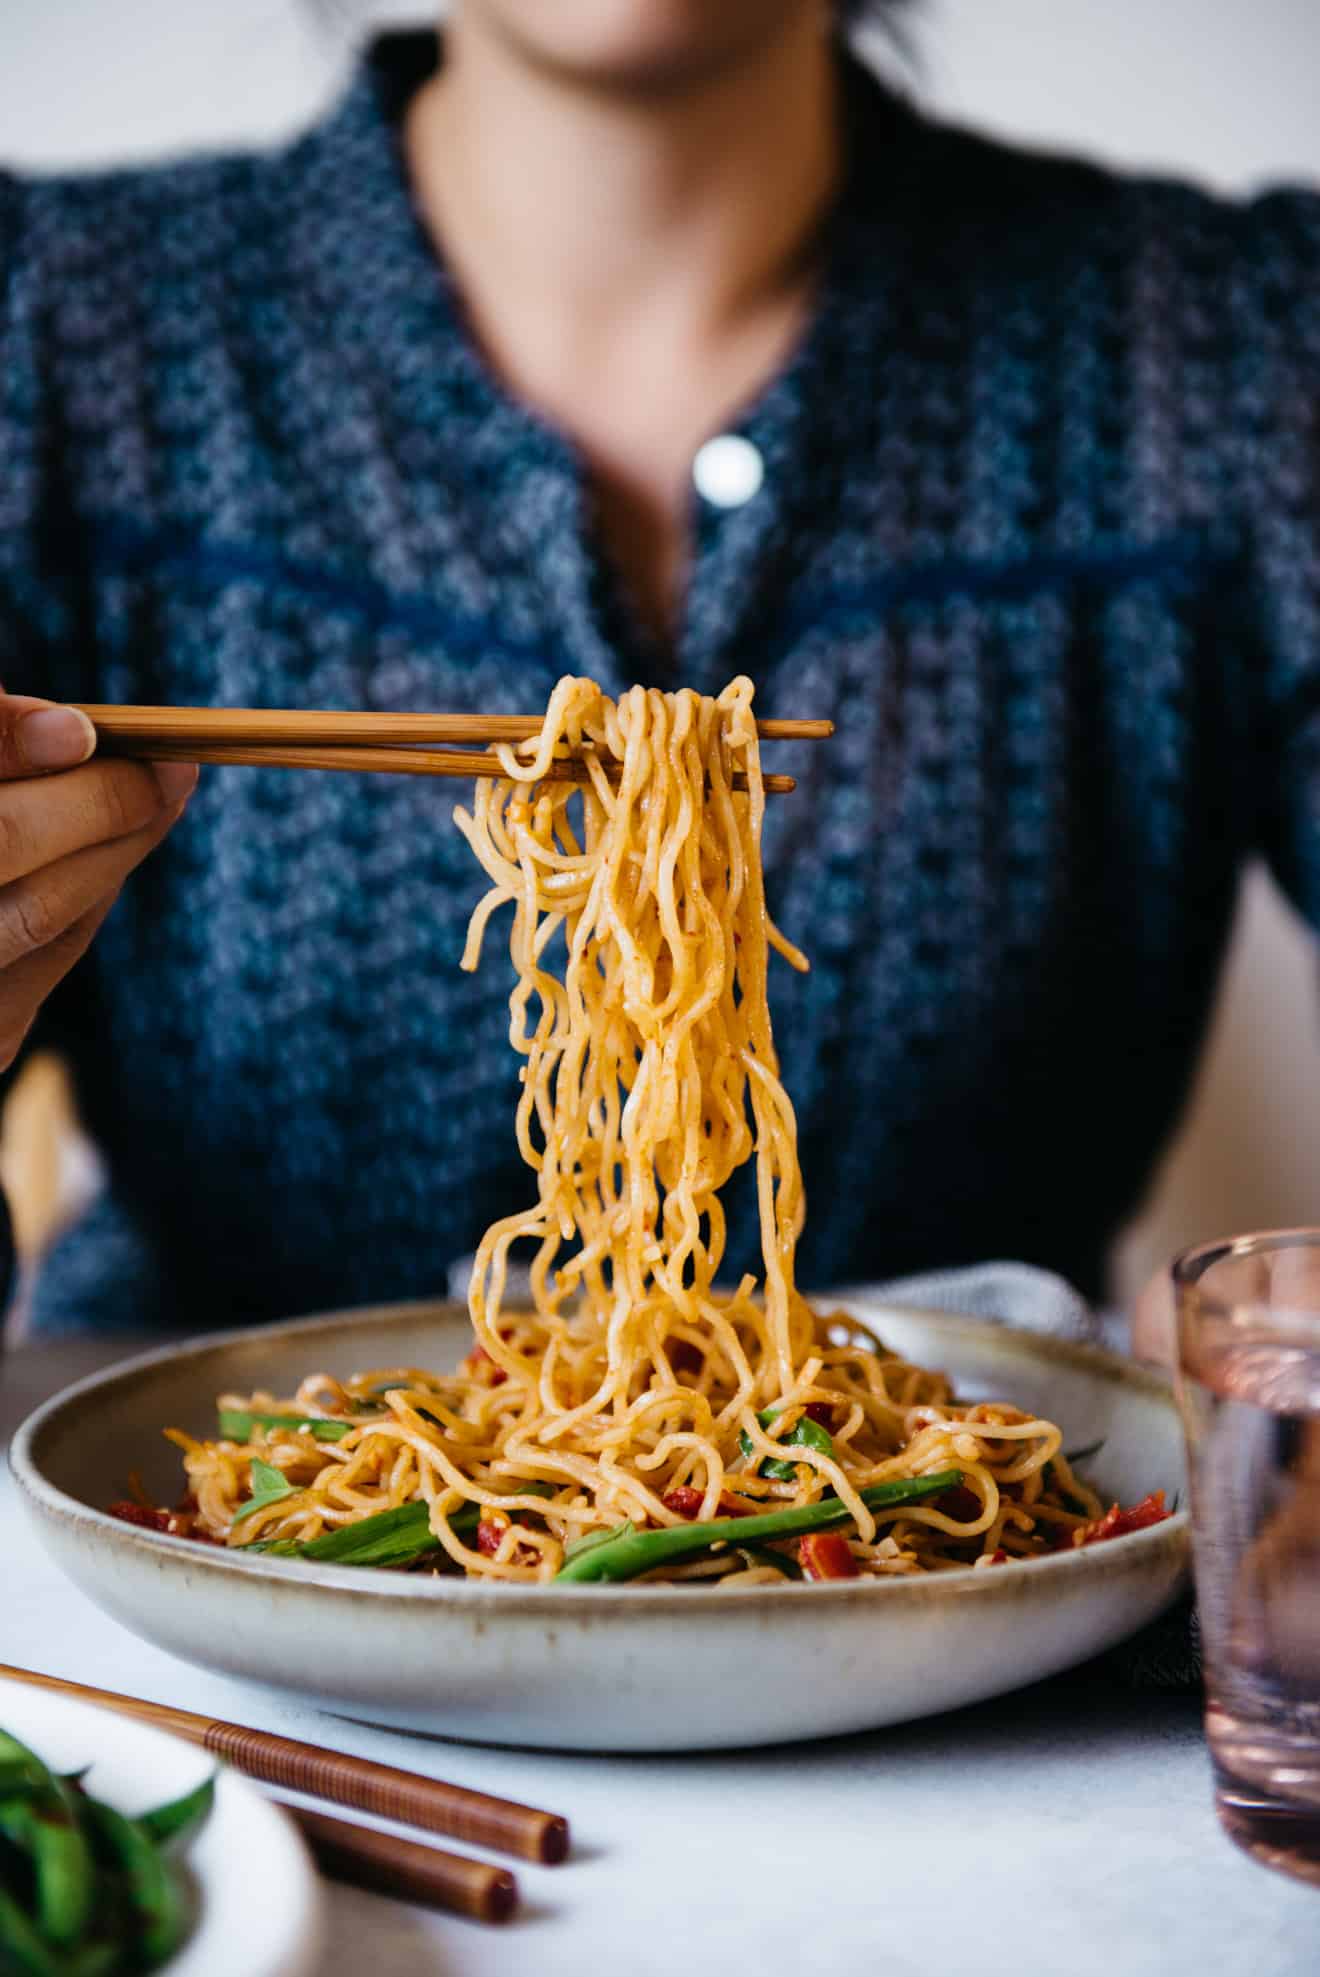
[
  {"left": 217, "top": 1407, "right": 355, "bottom": 1443},
  {"left": 81, "top": 1798, "right": 188, "bottom": 1971},
  {"left": 245, "top": 1483, "right": 556, "bottom": 1567},
  {"left": 248, "top": 1499, "right": 445, "bottom": 1564},
  {"left": 555, "top": 1470, "right": 963, "bottom": 1582},
  {"left": 138, "top": 1775, "right": 215, "bottom": 1851}
]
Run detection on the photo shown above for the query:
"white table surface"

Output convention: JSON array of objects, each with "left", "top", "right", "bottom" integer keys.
[{"left": 4, "top": 1336, "right": 1318, "bottom": 1976}]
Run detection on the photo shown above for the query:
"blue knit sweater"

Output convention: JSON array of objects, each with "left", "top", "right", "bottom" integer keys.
[{"left": 2, "top": 33, "right": 1318, "bottom": 1335}]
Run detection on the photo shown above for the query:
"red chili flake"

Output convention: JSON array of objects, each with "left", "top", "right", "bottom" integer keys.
[
  {"left": 1074, "top": 1491, "right": 1171, "bottom": 1549},
  {"left": 799, "top": 1532, "right": 860, "bottom": 1580},
  {"left": 476, "top": 1512, "right": 510, "bottom": 1556},
  {"left": 661, "top": 1487, "right": 751, "bottom": 1521},
  {"left": 107, "top": 1501, "right": 172, "bottom": 1533},
  {"left": 106, "top": 1502, "right": 221, "bottom": 1545},
  {"left": 803, "top": 1401, "right": 833, "bottom": 1428},
  {"left": 477, "top": 1510, "right": 539, "bottom": 1567},
  {"left": 464, "top": 1344, "right": 507, "bottom": 1388},
  {"left": 662, "top": 1486, "right": 705, "bottom": 1520}
]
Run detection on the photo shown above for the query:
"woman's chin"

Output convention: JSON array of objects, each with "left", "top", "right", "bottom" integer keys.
[{"left": 461, "top": 0, "right": 818, "bottom": 94}]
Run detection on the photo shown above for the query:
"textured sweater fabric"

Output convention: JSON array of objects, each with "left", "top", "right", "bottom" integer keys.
[{"left": 1, "top": 34, "right": 1319, "bottom": 1337}]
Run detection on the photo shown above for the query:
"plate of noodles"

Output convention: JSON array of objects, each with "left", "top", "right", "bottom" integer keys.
[
  {"left": 13, "top": 1298, "right": 1186, "bottom": 1752},
  {"left": 14, "top": 676, "right": 1186, "bottom": 1749}
]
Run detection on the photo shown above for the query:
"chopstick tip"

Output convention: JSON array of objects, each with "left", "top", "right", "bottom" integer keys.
[
  {"left": 487, "top": 1869, "right": 519, "bottom": 1924},
  {"left": 537, "top": 1814, "right": 571, "bottom": 1866}
]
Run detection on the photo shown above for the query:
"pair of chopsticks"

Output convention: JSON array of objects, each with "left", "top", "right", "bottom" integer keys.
[
  {"left": 0, "top": 1663, "right": 566, "bottom": 1926},
  {"left": 78, "top": 705, "right": 834, "bottom": 796}
]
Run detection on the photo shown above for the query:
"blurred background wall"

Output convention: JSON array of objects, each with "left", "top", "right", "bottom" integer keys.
[{"left": 1, "top": 0, "right": 1318, "bottom": 1303}]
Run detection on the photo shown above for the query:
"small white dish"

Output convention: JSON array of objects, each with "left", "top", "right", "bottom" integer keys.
[
  {"left": 0, "top": 1673, "right": 323, "bottom": 1976},
  {"left": 12, "top": 1298, "right": 1189, "bottom": 1753}
]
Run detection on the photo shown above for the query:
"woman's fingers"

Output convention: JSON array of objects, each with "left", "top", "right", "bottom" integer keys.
[
  {"left": 0, "top": 695, "right": 198, "bottom": 1071},
  {"left": 0, "top": 893, "right": 122, "bottom": 1072},
  {"left": 0, "top": 804, "right": 186, "bottom": 974},
  {"left": 0, "top": 695, "right": 97, "bottom": 778},
  {"left": 0, "top": 755, "right": 196, "bottom": 888},
  {"left": 0, "top": 798, "right": 190, "bottom": 1072}
]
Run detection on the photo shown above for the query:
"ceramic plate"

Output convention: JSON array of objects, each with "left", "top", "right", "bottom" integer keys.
[
  {"left": 11, "top": 1299, "right": 1188, "bottom": 1753},
  {"left": 0, "top": 1673, "right": 322, "bottom": 1976}
]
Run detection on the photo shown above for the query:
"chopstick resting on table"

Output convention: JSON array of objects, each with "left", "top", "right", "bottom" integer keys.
[
  {"left": 281, "top": 1804, "right": 517, "bottom": 1924},
  {"left": 75, "top": 704, "right": 833, "bottom": 794},
  {"left": 0, "top": 1663, "right": 565, "bottom": 1861}
]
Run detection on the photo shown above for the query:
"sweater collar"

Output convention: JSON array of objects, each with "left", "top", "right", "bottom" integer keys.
[{"left": 289, "top": 30, "right": 918, "bottom": 694}]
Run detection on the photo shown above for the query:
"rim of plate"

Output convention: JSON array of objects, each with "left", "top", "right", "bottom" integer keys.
[{"left": 10, "top": 1298, "right": 1189, "bottom": 1613}]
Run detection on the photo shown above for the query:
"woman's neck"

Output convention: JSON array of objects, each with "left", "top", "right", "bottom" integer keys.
[
  {"left": 408, "top": 10, "right": 838, "bottom": 344},
  {"left": 404, "top": 7, "right": 842, "bottom": 641}
]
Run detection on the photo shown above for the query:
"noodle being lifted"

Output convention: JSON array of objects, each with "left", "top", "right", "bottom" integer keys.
[{"left": 158, "top": 678, "right": 1164, "bottom": 1583}]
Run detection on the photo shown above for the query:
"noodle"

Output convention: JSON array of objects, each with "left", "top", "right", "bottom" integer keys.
[{"left": 166, "top": 677, "right": 1113, "bottom": 1582}]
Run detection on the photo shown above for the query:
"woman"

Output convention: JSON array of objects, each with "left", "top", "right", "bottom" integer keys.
[{"left": 0, "top": 2, "right": 1316, "bottom": 1337}]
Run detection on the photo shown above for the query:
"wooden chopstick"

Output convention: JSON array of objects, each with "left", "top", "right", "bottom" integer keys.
[
  {"left": 97, "top": 735, "right": 797, "bottom": 794},
  {"left": 76, "top": 704, "right": 834, "bottom": 745},
  {"left": 0, "top": 1664, "right": 568, "bottom": 1865},
  {"left": 279, "top": 1804, "right": 517, "bottom": 1924}
]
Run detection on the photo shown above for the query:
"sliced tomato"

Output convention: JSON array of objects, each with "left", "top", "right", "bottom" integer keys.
[
  {"left": 1074, "top": 1490, "right": 1171, "bottom": 1548},
  {"left": 799, "top": 1532, "right": 860, "bottom": 1580}
]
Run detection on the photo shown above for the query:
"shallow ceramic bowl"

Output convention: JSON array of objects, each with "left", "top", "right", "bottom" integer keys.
[{"left": 12, "top": 1299, "right": 1188, "bottom": 1752}]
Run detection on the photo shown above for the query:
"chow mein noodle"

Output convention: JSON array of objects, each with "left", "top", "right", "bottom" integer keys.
[{"left": 150, "top": 678, "right": 1164, "bottom": 1584}]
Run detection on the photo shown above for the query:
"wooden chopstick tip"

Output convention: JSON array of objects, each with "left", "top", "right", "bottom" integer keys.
[{"left": 535, "top": 1813, "right": 570, "bottom": 1866}]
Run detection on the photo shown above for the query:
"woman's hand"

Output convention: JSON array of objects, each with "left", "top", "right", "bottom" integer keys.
[{"left": 0, "top": 695, "right": 196, "bottom": 1071}]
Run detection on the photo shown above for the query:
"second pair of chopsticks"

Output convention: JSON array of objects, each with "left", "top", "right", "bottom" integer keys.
[
  {"left": 0, "top": 1663, "right": 567, "bottom": 1925},
  {"left": 77, "top": 704, "right": 833, "bottom": 795}
]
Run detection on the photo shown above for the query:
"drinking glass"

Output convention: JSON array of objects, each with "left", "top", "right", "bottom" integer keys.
[{"left": 1174, "top": 1230, "right": 1320, "bottom": 1886}]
